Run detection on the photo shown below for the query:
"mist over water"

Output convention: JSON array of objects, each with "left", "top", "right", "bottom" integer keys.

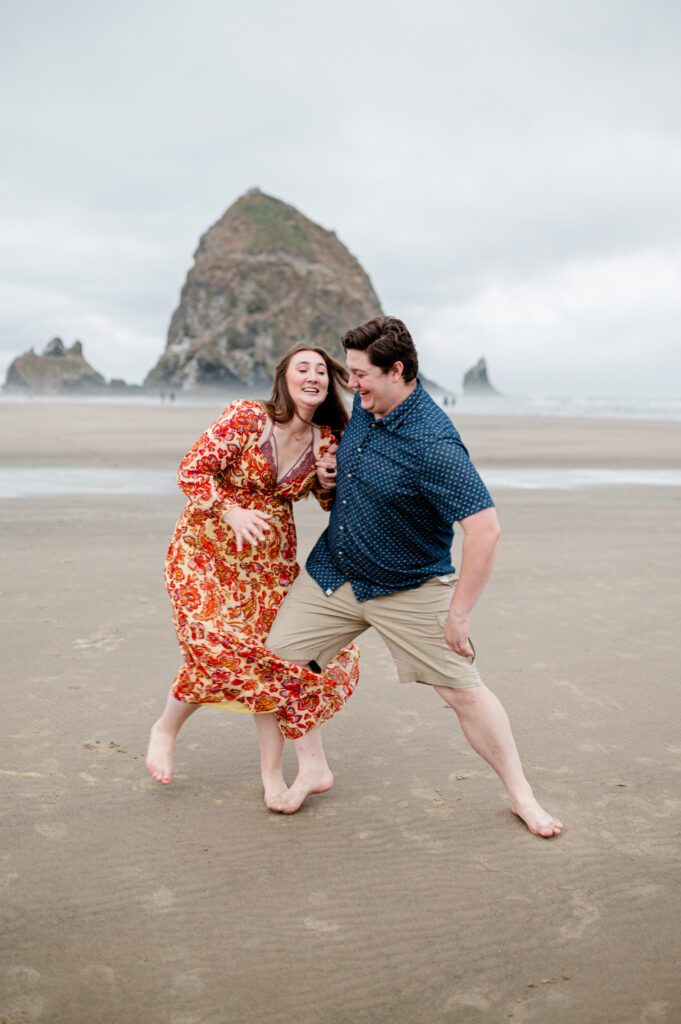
[
  {"left": 2, "top": 465, "right": 681, "bottom": 500},
  {"left": 3, "top": 391, "right": 681, "bottom": 421},
  {"left": 451, "top": 393, "right": 681, "bottom": 421}
]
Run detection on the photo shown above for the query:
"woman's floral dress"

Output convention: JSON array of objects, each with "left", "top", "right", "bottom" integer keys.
[{"left": 165, "top": 399, "right": 359, "bottom": 739}]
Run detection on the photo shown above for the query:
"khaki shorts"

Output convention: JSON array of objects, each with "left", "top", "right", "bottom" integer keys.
[{"left": 266, "top": 570, "right": 482, "bottom": 689}]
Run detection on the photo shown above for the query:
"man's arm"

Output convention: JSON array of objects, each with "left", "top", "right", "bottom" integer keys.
[{"left": 444, "top": 507, "right": 501, "bottom": 657}]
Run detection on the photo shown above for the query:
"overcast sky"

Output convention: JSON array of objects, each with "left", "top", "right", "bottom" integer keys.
[{"left": 1, "top": 0, "right": 680, "bottom": 394}]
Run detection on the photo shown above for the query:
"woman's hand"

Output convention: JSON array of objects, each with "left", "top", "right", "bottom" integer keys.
[
  {"left": 316, "top": 445, "right": 338, "bottom": 490},
  {"left": 223, "top": 506, "right": 272, "bottom": 552}
]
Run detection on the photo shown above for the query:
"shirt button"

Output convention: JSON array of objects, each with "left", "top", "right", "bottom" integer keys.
[
  {"left": 342, "top": 500, "right": 347, "bottom": 505},
  {"left": 338, "top": 550, "right": 343, "bottom": 556},
  {"left": 325, "top": 588, "right": 333, "bottom": 596},
  {"left": 347, "top": 472, "right": 352, "bottom": 477},
  {"left": 339, "top": 525, "right": 345, "bottom": 531}
]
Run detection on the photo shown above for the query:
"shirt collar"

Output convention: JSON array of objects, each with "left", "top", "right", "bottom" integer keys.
[{"left": 375, "top": 380, "right": 423, "bottom": 432}]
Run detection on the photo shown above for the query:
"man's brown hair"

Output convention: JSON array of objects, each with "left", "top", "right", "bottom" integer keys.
[{"left": 341, "top": 316, "right": 418, "bottom": 382}]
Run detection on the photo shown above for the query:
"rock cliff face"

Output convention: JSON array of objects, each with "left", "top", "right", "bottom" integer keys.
[
  {"left": 462, "top": 357, "right": 500, "bottom": 396},
  {"left": 4, "top": 338, "right": 107, "bottom": 393},
  {"left": 145, "top": 189, "right": 383, "bottom": 389}
]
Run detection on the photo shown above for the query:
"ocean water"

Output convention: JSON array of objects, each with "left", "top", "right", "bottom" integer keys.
[
  {"left": 450, "top": 393, "right": 681, "bottom": 421},
  {"left": 2, "top": 465, "right": 681, "bottom": 499}
]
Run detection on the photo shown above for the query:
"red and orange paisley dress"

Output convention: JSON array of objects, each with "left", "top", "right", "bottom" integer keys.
[{"left": 165, "top": 399, "right": 359, "bottom": 739}]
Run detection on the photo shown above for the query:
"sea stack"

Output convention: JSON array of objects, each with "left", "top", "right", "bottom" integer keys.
[
  {"left": 145, "top": 189, "right": 383, "bottom": 390},
  {"left": 4, "top": 338, "right": 107, "bottom": 393},
  {"left": 462, "top": 357, "right": 500, "bottom": 396}
]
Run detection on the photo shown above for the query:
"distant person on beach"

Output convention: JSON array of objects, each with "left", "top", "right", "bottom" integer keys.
[
  {"left": 146, "top": 346, "right": 359, "bottom": 810},
  {"left": 266, "top": 317, "right": 563, "bottom": 837}
]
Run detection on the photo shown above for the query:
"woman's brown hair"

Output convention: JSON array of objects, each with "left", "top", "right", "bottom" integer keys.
[{"left": 262, "top": 345, "right": 351, "bottom": 437}]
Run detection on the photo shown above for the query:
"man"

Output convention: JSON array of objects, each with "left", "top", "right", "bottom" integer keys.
[{"left": 267, "top": 317, "right": 563, "bottom": 838}]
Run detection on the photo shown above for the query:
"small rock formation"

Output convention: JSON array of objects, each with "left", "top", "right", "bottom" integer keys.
[
  {"left": 462, "top": 357, "right": 500, "bottom": 396},
  {"left": 145, "top": 188, "right": 383, "bottom": 390},
  {"left": 4, "top": 338, "right": 108, "bottom": 393}
]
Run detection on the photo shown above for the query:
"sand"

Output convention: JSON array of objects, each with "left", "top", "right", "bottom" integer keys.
[{"left": 1, "top": 402, "right": 680, "bottom": 1023}]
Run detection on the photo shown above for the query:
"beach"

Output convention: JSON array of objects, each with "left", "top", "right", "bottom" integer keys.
[{"left": 1, "top": 402, "right": 681, "bottom": 1023}]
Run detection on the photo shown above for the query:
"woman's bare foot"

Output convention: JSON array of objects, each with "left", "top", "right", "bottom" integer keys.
[
  {"left": 268, "top": 767, "right": 334, "bottom": 814},
  {"left": 511, "top": 797, "right": 564, "bottom": 838},
  {"left": 145, "top": 722, "right": 176, "bottom": 784},
  {"left": 262, "top": 773, "right": 289, "bottom": 811}
]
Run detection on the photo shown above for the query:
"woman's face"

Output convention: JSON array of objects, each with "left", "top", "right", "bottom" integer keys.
[{"left": 285, "top": 350, "right": 329, "bottom": 416}]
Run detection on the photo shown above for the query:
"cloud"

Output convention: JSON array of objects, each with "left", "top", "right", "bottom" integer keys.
[
  {"left": 1, "top": 0, "right": 680, "bottom": 392},
  {"left": 415, "top": 248, "right": 681, "bottom": 393}
]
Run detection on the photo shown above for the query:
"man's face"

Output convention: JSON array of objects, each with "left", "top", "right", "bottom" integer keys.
[{"left": 346, "top": 349, "right": 405, "bottom": 419}]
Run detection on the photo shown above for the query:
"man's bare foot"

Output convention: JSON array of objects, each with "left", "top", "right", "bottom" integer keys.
[
  {"left": 268, "top": 768, "right": 334, "bottom": 814},
  {"left": 145, "top": 722, "right": 176, "bottom": 784},
  {"left": 262, "top": 773, "right": 289, "bottom": 811},
  {"left": 511, "top": 797, "right": 564, "bottom": 838}
]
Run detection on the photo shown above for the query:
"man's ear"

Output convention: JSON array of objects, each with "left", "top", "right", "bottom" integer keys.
[{"left": 391, "top": 361, "right": 404, "bottom": 381}]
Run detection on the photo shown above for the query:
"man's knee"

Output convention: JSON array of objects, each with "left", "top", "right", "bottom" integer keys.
[{"left": 435, "top": 683, "right": 484, "bottom": 710}]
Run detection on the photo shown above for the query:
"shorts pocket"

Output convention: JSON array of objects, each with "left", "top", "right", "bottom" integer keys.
[{"left": 436, "top": 612, "right": 476, "bottom": 663}]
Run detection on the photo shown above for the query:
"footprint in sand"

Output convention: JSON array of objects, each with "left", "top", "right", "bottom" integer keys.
[
  {"left": 444, "top": 989, "right": 493, "bottom": 1013},
  {"left": 34, "top": 822, "right": 67, "bottom": 840},
  {"left": 307, "top": 891, "right": 327, "bottom": 906},
  {"left": 639, "top": 1001, "right": 671, "bottom": 1023},
  {"left": 142, "top": 887, "right": 177, "bottom": 913},
  {"left": 72, "top": 631, "right": 123, "bottom": 653},
  {"left": 303, "top": 917, "right": 341, "bottom": 937},
  {"left": 560, "top": 891, "right": 601, "bottom": 939},
  {"left": 397, "top": 823, "right": 444, "bottom": 852},
  {"left": 1, "top": 966, "right": 45, "bottom": 1024},
  {"left": 410, "top": 779, "right": 456, "bottom": 819}
]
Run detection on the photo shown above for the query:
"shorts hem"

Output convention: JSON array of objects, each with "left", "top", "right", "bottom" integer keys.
[{"left": 395, "top": 667, "right": 483, "bottom": 689}]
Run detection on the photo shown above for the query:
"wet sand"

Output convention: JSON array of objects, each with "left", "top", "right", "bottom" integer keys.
[{"left": 1, "top": 403, "right": 681, "bottom": 1023}]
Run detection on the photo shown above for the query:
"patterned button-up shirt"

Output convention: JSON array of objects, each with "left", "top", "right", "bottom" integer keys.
[{"left": 306, "top": 382, "right": 495, "bottom": 601}]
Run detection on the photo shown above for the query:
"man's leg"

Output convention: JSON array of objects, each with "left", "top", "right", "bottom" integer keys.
[
  {"left": 271, "top": 722, "right": 335, "bottom": 814},
  {"left": 253, "top": 713, "right": 288, "bottom": 810},
  {"left": 263, "top": 656, "right": 337, "bottom": 814},
  {"left": 146, "top": 693, "right": 201, "bottom": 784},
  {"left": 435, "top": 683, "right": 563, "bottom": 837},
  {"left": 265, "top": 573, "right": 367, "bottom": 812},
  {"left": 365, "top": 579, "right": 563, "bottom": 837}
]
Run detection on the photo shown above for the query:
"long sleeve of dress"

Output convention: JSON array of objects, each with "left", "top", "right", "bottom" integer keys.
[
  {"left": 309, "top": 426, "right": 338, "bottom": 511},
  {"left": 310, "top": 479, "right": 336, "bottom": 512},
  {"left": 177, "top": 400, "right": 260, "bottom": 511}
]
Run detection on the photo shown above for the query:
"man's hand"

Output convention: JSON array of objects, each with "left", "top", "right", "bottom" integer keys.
[
  {"left": 444, "top": 609, "right": 474, "bottom": 658},
  {"left": 316, "top": 445, "right": 338, "bottom": 490},
  {"left": 223, "top": 506, "right": 272, "bottom": 552}
]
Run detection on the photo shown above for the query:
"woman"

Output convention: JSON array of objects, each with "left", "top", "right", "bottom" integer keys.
[{"left": 145, "top": 346, "right": 359, "bottom": 811}]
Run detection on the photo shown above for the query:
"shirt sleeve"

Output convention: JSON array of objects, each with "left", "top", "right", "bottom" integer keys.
[
  {"left": 418, "top": 435, "right": 495, "bottom": 523},
  {"left": 177, "top": 400, "right": 261, "bottom": 510}
]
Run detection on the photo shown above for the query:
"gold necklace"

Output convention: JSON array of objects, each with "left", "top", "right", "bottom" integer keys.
[{"left": 289, "top": 421, "right": 313, "bottom": 442}]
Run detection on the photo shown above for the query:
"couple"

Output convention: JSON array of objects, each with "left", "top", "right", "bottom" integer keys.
[{"left": 146, "top": 316, "right": 563, "bottom": 838}]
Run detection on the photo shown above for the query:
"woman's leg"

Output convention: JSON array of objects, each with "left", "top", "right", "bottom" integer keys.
[
  {"left": 273, "top": 725, "right": 334, "bottom": 814},
  {"left": 253, "top": 713, "right": 289, "bottom": 810},
  {"left": 146, "top": 693, "right": 201, "bottom": 784}
]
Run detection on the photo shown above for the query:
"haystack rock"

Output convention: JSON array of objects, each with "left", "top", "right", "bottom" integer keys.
[
  {"left": 145, "top": 189, "right": 383, "bottom": 390},
  {"left": 4, "top": 338, "right": 107, "bottom": 393},
  {"left": 463, "top": 357, "right": 500, "bottom": 396}
]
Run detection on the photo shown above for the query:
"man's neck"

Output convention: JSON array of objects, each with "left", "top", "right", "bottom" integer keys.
[{"left": 373, "top": 379, "right": 418, "bottom": 420}]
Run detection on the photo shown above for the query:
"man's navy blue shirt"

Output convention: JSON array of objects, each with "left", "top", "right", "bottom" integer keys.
[{"left": 306, "top": 382, "right": 495, "bottom": 602}]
